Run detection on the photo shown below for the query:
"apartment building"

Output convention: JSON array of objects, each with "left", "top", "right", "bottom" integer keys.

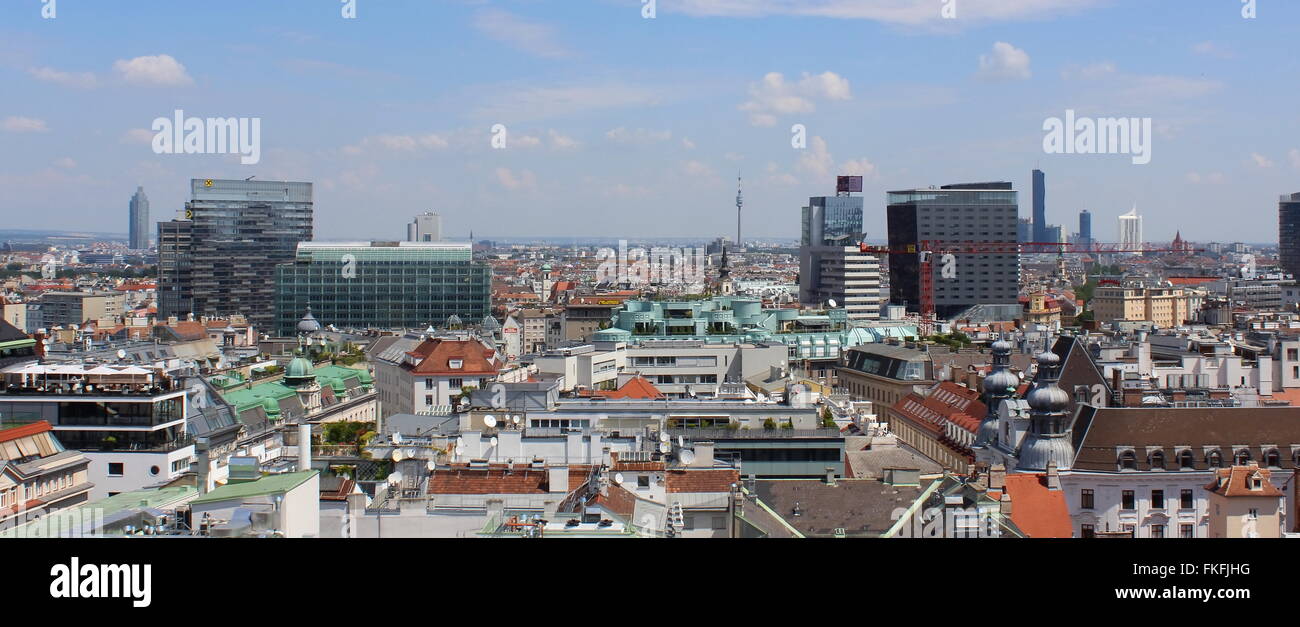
[
  {"left": 40, "top": 291, "right": 126, "bottom": 327},
  {"left": 0, "top": 421, "right": 93, "bottom": 527},
  {"left": 1091, "top": 284, "right": 1190, "bottom": 328}
]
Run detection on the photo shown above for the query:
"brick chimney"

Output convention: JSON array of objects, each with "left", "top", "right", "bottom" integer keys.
[
  {"left": 989, "top": 464, "right": 1007, "bottom": 491},
  {"left": 1046, "top": 461, "right": 1062, "bottom": 491}
]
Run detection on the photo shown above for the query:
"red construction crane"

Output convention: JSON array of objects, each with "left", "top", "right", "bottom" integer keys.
[{"left": 858, "top": 240, "right": 1203, "bottom": 321}]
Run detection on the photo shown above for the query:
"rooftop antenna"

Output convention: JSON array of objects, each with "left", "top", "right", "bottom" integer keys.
[
  {"left": 679, "top": 449, "right": 696, "bottom": 466},
  {"left": 735, "top": 170, "right": 743, "bottom": 249}
]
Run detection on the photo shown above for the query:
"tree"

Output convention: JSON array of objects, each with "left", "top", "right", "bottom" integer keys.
[{"left": 763, "top": 418, "right": 776, "bottom": 430}]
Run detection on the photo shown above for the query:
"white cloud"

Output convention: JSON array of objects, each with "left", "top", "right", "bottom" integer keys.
[
  {"left": 1060, "top": 62, "right": 1115, "bottom": 80},
  {"left": 112, "top": 54, "right": 194, "bottom": 86},
  {"left": 548, "top": 129, "right": 580, "bottom": 150},
  {"left": 514, "top": 134, "right": 543, "bottom": 148},
  {"left": 1192, "top": 41, "right": 1234, "bottom": 58},
  {"left": 53, "top": 157, "right": 76, "bottom": 169},
  {"left": 779, "top": 136, "right": 876, "bottom": 184},
  {"left": 344, "top": 133, "right": 450, "bottom": 154},
  {"left": 606, "top": 127, "right": 674, "bottom": 144},
  {"left": 121, "top": 128, "right": 156, "bottom": 144},
  {"left": 663, "top": 0, "right": 1107, "bottom": 26},
  {"left": 1251, "top": 153, "right": 1274, "bottom": 168},
  {"left": 496, "top": 167, "right": 537, "bottom": 190},
  {"left": 739, "top": 71, "right": 851, "bottom": 127},
  {"left": 682, "top": 137, "right": 696, "bottom": 150},
  {"left": 683, "top": 160, "right": 716, "bottom": 178},
  {"left": 1185, "top": 171, "right": 1226, "bottom": 185},
  {"left": 28, "top": 66, "right": 97, "bottom": 88},
  {"left": 2, "top": 116, "right": 48, "bottom": 133},
  {"left": 976, "top": 42, "right": 1031, "bottom": 81},
  {"left": 473, "top": 9, "right": 573, "bottom": 59}
]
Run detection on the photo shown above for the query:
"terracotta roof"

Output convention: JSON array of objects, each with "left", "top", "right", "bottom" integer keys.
[
  {"left": 1002, "top": 474, "right": 1073, "bottom": 538},
  {"left": 407, "top": 337, "right": 502, "bottom": 376},
  {"left": 319, "top": 477, "right": 356, "bottom": 501},
  {"left": 593, "top": 376, "right": 666, "bottom": 401},
  {"left": 665, "top": 468, "right": 740, "bottom": 493},
  {"left": 590, "top": 484, "right": 638, "bottom": 518},
  {"left": 0, "top": 420, "right": 52, "bottom": 444},
  {"left": 1204, "top": 464, "right": 1284, "bottom": 497},
  {"left": 428, "top": 464, "right": 593, "bottom": 495}
]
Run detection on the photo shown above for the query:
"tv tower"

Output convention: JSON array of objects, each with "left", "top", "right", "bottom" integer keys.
[{"left": 735, "top": 173, "right": 743, "bottom": 249}]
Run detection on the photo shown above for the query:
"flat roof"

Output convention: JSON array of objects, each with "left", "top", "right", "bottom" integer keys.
[{"left": 189, "top": 470, "right": 318, "bottom": 505}]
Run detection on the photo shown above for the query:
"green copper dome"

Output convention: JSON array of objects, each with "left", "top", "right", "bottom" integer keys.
[{"left": 286, "top": 356, "right": 314, "bottom": 380}]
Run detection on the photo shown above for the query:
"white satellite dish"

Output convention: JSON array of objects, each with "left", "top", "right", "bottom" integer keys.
[
  {"left": 393, "top": 432, "right": 403, "bottom": 444},
  {"left": 511, "top": 415, "right": 521, "bottom": 425},
  {"left": 454, "top": 444, "right": 465, "bottom": 456},
  {"left": 387, "top": 471, "right": 403, "bottom": 486},
  {"left": 827, "top": 298, "right": 837, "bottom": 308},
  {"left": 679, "top": 449, "right": 696, "bottom": 465},
  {"left": 391, "top": 449, "right": 403, "bottom": 462},
  {"left": 116, "top": 349, "right": 127, "bottom": 360},
  {"left": 490, "top": 436, "right": 498, "bottom": 448},
  {"left": 659, "top": 442, "right": 671, "bottom": 454},
  {"left": 427, "top": 460, "right": 437, "bottom": 471},
  {"left": 483, "top": 415, "right": 497, "bottom": 428},
  {"left": 659, "top": 431, "right": 670, "bottom": 443},
  {"left": 614, "top": 473, "right": 624, "bottom": 485}
]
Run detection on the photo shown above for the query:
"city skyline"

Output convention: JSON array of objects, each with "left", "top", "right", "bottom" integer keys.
[{"left": 2, "top": 1, "right": 1298, "bottom": 243}]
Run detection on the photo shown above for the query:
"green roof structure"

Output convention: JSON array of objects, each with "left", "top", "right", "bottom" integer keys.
[{"left": 189, "top": 470, "right": 318, "bottom": 505}]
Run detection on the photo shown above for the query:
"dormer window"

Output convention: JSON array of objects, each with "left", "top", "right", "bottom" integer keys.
[
  {"left": 1234, "top": 449, "right": 1251, "bottom": 465},
  {"left": 1118, "top": 450, "right": 1137, "bottom": 471},
  {"left": 449, "top": 359, "right": 463, "bottom": 369},
  {"left": 1178, "top": 450, "right": 1195, "bottom": 469},
  {"left": 1207, "top": 450, "right": 1223, "bottom": 468},
  {"left": 1251, "top": 476, "right": 1263, "bottom": 491},
  {"left": 1264, "top": 449, "right": 1281, "bottom": 468},
  {"left": 1149, "top": 450, "right": 1166, "bottom": 470}
]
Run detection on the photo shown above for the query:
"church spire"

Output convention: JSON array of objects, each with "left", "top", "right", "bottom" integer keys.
[{"left": 1017, "top": 345, "right": 1074, "bottom": 471}]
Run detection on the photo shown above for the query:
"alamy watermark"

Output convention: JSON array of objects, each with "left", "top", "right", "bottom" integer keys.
[
  {"left": 41, "top": 0, "right": 56, "bottom": 18},
  {"left": 1042, "top": 109, "right": 1152, "bottom": 165},
  {"left": 595, "top": 240, "right": 707, "bottom": 287},
  {"left": 151, "top": 109, "right": 262, "bottom": 165},
  {"left": 341, "top": 0, "right": 357, "bottom": 19}
]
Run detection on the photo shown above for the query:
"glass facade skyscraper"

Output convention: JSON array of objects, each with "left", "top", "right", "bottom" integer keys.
[
  {"left": 886, "top": 182, "right": 1020, "bottom": 318},
  {"left": 799, "top": 192, "right": 883, "bottom": 320},
  {"left": 1280, "top": 193, "right": 1300, "bottom": 278},
  {"left": 273, "top": 241, "right": 491, "bottom": 335},
  {"left": 1031, "top": 169, "right": 1046, "bottom": 243},
  {"left": 128, "top": 186, "right": 150, "bottom": 250},
  {"left": 801, "top": 195, "right": 864, "bottom": 247},
  {"left": 157, "top": 179, "right": 313, "bottom": 331}
]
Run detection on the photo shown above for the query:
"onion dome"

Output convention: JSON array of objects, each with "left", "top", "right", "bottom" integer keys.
[{"left": 296, "top": 307, "right": 321, "bottom": 334}]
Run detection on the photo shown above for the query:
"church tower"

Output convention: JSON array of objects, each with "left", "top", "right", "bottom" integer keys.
[{"left": 1017, "top": 348, "right": 1074, "bottom": 471}]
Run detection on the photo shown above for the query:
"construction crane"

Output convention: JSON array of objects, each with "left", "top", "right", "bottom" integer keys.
[{"left": 857, "top": 240, "right": 1203, "bottom": 333}]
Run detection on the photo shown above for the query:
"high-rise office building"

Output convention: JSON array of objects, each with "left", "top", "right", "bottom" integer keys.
[
  {"left": 128, "top": 186, "right": 150, "bottom": 249},
  {"left": 158, "top": 179, "right": 313, "bottom": 331},
  {"left": 1031, "top": 169, "right": 1046, "bottom": 243},
  {"left": 1118, "top": 206, "right": 1143, "bottom": 250},
  {"left": 1017, "top": 218, "right": 1033, "bottom": 243},
  {"left": 798, "top": 190, "right": 883, "bottom": 319},
  {"left": 273, "top": 241, "right": 490, "bottom": 335},
  {"left": 1078, "top": 210, "right": 1092, "bottom": 250},
  {"left": 886, "top": 182, "right": 1020, "bottom": 318},
  {"left": 1281, "top": 194, "right": 1300, "bottom": 277},
  {"left": 407, "top": 212, "right": 442, "bottom": 242}
]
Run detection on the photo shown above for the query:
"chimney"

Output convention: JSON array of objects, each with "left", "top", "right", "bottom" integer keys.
[
  {"left": 196, "top": 445, "right": 211, "bottom": 494},
  {"left": 548, "top": 465, "right": 570, "bottom": 494},
  {"left": 999, "top": 491, "right": 1013, "bottom": 517},
  {"left": 694, "top": 442, "right": 714, "bottom": 468},
  {"left": 989, "top": 464, "right": 1006, "bottom": 491},
  {"left": 298, "top": 423, "right": 312, "bottom": 472},
  {"left": 1045, "top": 461, "right": 1062, "bottom": 491},
  {"left": 824, "top": 467, "right": 837, "bottom": 486}
]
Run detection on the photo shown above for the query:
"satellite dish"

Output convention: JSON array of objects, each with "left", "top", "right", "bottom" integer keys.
[
  {"left": 391, "top": 449, "right": 403, "bottom": 462},
  {"left": 659, "top": 431, "right": 670, "bottom": 443},
  {"left": 511, "top": 415, "right": 521, "bottom": 425},
  {"left": 614, "top": 473, "right": 624, "bottom": 485},
  {"left": 483, "top": 415, "right": 497, "bottom": 428},
  {"left": 677, "top": 435, "right": 684, "bottom": 448},
  {"left": 393, "top": 432, "right": 403, "bottom": 444},
  {"left": 387, "top": 471, "right": 403, "bottom": 486},
  {"left": 827, "top": 298, "right": 837, "bottom": 308},
  {"left": 679, "top": 449, "right": 696, "bottom": 465},
  {"left": 427, "top": 460, "right": 437, "bottom": 471},
  {"left": 456, "top": 436, "right": 464, "bottom": 446},
  {"left": 116, "top": 349, "right": 127, "bottom": 360},
  {"left": 454, "top": 444, "right": 465, "bottom": 456},
  {"left": 659, "top": 442, "right": 671, "bottom": 454},
  {"left": 490, "top": 436, "right": 498, "bottom": 448}
]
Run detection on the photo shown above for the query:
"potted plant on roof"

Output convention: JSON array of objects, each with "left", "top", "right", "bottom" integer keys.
[{"left": 101, "top": 435, "right": 118, "bottom": 451}]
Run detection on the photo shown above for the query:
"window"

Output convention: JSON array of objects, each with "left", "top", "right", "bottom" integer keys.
[
  {"left": 1081, "top": 524, "right": 1095, "bottom": 538},
  {"left": 1248, "top": 508, "right": 1259, "bottom": 520},
  {"left": 1118, "top": 450, "right": 1137, "bottom": 470},
  {"left": 448, "top": 378, "right": 463, "bottom": 388},
  {"left": 1151, "top": 490, "right": 1165, "bottom": 509},
  {"left": 636, "top": 475, "right": 650, "bottom": 489},
  {"left": 1207, "top": 450, "right": 1223, "bottom": 468},
  {"left": 712, "top": 516, "right": 726, "bottom": 530},
  {"left": 1121, "top": 490, "right": 1135, "bottom": 510},
  {"left": 424, "top": 395, "right": 434, "bottom": 406},
  {"left": 108, "top": 462, "right": 124, "bottom": 477},
  {"left": 1149, "top": 450, "right": 1166, "bottom": 470},
  {"left": 1180, "top": 489, "right": 1194, "bottom": 509},
  {"left": 1264, "top": 449, "right": 1281, "bottom": 468},
  {"left": 449, "top": 359, "right": 463, "bottom": 369},
  {"left": 149, "top": 465, "right": 160, "bottom": 476},
  {"left": 1080, "top": 489, "right": 1095, "bottom": 510},
  {"left": 1180, "top": 524, "right": 1195, "bottom": 538},
  {"left": 425, "top": 378, "right": 434, "bottom": 390},
  {"left": 1234, "top": 449, "right": 1251, "bottom": 465},
  {"left": 1179, "top": 450, "right": 1195, "bottom": 469},
  {"left": 1151, "top": 524, "right": 1165, "bottom": 539}
]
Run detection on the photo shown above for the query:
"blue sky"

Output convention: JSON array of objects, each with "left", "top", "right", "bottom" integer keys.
[{"left": 1, "top": 0, "right": 1297, "bottom": 243}]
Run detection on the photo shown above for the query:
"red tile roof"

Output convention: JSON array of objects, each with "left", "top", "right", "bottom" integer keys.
[
  {"left": 1205, "top": 464, "right": 1284, "bottom": 497},
  {"left": 0, "top": 420, "right": 52, "bottom": 444},
  {"left": 665, "top": 468, "right": 740, "bottom": 493},
  {"left": 407, "top": 337, "right": 502, "bottom": 376},
  {"left": 428, "top": 464, "right": 593, "bottom": 495},
  {"left": 1002, "top": 474, "right": 1073, "bottom": 538},
  {"left": 592, "top": 376, "right": 666, "bottom": 401},
  {"left": 590, "top": 484, "right": 638, "bottom": 518}
]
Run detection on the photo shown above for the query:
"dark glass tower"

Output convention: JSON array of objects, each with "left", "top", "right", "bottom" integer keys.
[
  {"left": 1031, "top": 169, "right": 1046, "bottom": 243},
  {"left": 158, "top": 179, "right": 313, "bottom": 331},
  {"left": 886, "top": 182, "right": 1020, "bottom": 318},
  {"left": 1281, "top": 193, "right": 1300, "bottom": 278},
  {"left": 128, "top": 186, "right": 150, "bottom": 250},
  {"left": 1078, "top": 209, "right": 1092, "bottom": 250}
]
